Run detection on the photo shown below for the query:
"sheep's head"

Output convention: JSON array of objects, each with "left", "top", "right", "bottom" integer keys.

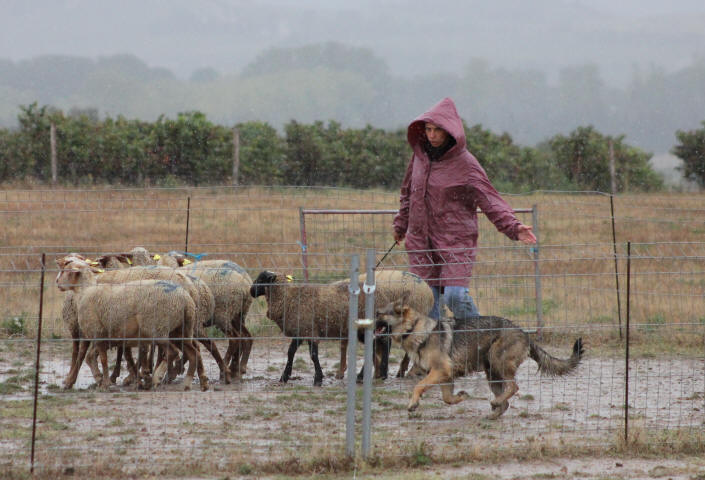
[
  {"left": 250, "top": 270, "right": 282, "bottom": 298},
  {"left": 94, "top": 253, "right": 132, "bottom": 269},
  {"left": 129, "top": 247, "right": 156, "bottom": 266},
  {"left": 55, "top": 257, "right": 102, "bottom": 292},
  {"left": 157, "top": 251, "right": 186, "bottom": 268}
]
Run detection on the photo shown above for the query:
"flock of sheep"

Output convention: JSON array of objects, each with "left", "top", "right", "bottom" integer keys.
[{"left": 54, "top": 247, "right": 434, "bottom": 391}]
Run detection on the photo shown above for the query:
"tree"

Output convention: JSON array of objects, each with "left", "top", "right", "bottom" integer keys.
[
  {"left": 548, "top": 126, "right": 663, "bottom": 192},
  {"left": 237, "top": 121, "right": 285, "bottom": 185},
  {"left": 672, "top": 121, "right": 705, "bottom": 187}
]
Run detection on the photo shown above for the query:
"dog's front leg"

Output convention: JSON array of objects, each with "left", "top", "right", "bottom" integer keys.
[
  {"left": 440, "top": 381, "right": 469, "bottom": 405},
  {"left": 408, "top": 368, "right": 446, "bottom": 411}
]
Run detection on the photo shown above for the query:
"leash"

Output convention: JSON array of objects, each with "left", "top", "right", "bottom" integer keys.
[{"left": 375, "top": 241, "right": 398, "bottom": 269}]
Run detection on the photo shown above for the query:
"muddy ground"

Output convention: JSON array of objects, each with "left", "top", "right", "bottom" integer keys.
[{"left": 1, "top": 338, "right": 703, "bottom": 479}]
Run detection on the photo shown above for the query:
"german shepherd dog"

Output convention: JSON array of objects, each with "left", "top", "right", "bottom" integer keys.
[{"left": 375, "top": 299, "right": 584, "bottom": 419}]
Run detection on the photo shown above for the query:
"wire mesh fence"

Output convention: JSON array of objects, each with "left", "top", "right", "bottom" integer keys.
[{"left": 1, "top": 186, "right": 704, "bottom": 477}]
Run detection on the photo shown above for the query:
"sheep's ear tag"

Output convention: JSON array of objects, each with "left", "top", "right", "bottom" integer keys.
[
  {"left": 286, "top": 275, "right": 294, "bottom": 282},
  {"left": 127, "top": 258, "right": 132, "bottom": 265},
  {"left": 152, "top": 255, "right": 160, "bottom": 261},
  {"left": 97, "top": 268, "right": 105, "bottom": 273},
  {"left": 89, "top": 260, "right": 100, "bottom": 266},
  {"left": 183, "top": 259, "right": 191, "bottom": 265}
]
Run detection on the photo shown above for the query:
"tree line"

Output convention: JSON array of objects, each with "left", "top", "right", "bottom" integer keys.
[
  {"left": 2, "top": 48, "right": 705, "bottom": 155},
  {"left": 2, "top": 102, "right": 704, "bottom": 191}
]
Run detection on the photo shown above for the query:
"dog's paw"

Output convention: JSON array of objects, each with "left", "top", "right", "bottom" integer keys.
[
  {"left": 407, "top": 401, "right": 419, "bottom": 412},
  {"left": 457, "top": 390, "right": 469, "bottom": 400},
  {"left": 487, "top": 401, "right": 509, "bottom": 420}
]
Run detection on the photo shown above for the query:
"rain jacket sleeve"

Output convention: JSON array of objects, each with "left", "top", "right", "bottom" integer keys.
[
  {"left": 466, "top": 163, "right": 521, "bottom": 240},
  {"left": 393, "top": 156, "right": 414, "bottom": 235}
]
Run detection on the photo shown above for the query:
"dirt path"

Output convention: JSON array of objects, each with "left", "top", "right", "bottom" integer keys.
[{"left": 1, "top": 339, "right": 703, "bottom": 479}]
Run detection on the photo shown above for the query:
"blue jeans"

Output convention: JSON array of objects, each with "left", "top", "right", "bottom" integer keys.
[{"left": 428, "top": 286, "right": 480, "bottom": 320}]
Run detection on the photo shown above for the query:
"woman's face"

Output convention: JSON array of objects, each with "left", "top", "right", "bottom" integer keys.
[{"left": 424, "top": 122, "right": 448, "bottom": 147}]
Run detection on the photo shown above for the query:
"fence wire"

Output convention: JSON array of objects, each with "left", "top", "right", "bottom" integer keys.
[{"left": 1, "top": 187, "right": 704, "bottom": 477}]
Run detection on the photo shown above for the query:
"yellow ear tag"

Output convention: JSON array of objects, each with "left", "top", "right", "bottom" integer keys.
[
  {"left": 97, "top": 268, "right": 105, "bottom": 273},
  {"left": 183, "top": 259, "right": 191, "bottom": 265},
  {"left": 286, "top": 275, "right": 294, "bottom": 282},
  {"left": 153, "top": 254, "right": 160, "bottom": 260},
  {"left": 89, "top": 261, "right": 99, "bottom": 266},
  {"left": 127, "top": 258, "right": 132, "bottom": 265}
]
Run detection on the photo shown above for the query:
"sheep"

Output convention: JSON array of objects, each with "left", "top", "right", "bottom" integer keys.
[
  {"left": 94, "top": 250, "right": 255, "bottom": 381},
  {"left": 57, "top": 260, "right": 217, "bottom": 386},
  {"left": 179, "top": 260, "right": 254, "bottom": 380},
  {"left": 250, "top": 271, "right": 350, "bottom": 386},
  {"left": 55, "top": 257, "right": 208, "bottom": 391},
  {"left": 94, "top": 265, "right": 231, "bottom": 383}
]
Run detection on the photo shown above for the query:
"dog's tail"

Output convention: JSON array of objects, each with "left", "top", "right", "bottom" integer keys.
[{"left": 529, "top": 337, "right": 584, "bottom": 376}]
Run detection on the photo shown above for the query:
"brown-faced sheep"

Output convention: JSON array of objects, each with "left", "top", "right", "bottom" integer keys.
[
  {"left": 250, "top": 271, "right": 350, "bottom": 386},
  {"left": 55, "top": 257, "right": 208, "bottom": 391}
]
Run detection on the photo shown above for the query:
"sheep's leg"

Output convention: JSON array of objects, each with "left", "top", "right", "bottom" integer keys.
[
  {"left": 97, "top": 343, "right": 112, "bottom": 389},
  {"left": 223, "top": 339, "right": 241, "bottom": 381},
  {"left": 356, "top": 334, "right": 390, "bottom": 382},
  {"left": 199, "top": 338, "right": 230, "bottom": 384},
  {"left": 375, "top": 335, "right": 391, "bottom": 380},
  {"left": 280, "top": 338, "right": 303, "bottom": 384},
  {"left": 336, "top": 338, "right": 347, "bottom": 380},
  {"left": 84, "top": 344, "right": 104, "bottom": 384},
  {"left": 237, "top": 324, "right": 253, "bottom": 375},
  {"left": 110, "top": 344, "right": 124, "bottom": 384},
  {"left": 166, "top": 343, "right": 182, "bottom": 382},
  {"left": 223, "top": 327, "right": 242, "bottom": 380},
  {"left": 152, "top": 344, "right": 172, "bottom": 388},
  {"left": 64, "top": 340, "right": 90, "bottom": 389},
  {"left": 122, "top": 346, "right": 139, "bottom": 387},
  {"left": 135, "top": 343, "right": 151, "bottom": 388},
  {"left": 146, "top": 342, "right": 155, "bottom": 375},
  {"left": 191, "top": 341, "right": 209, "bottom": 391},
  {"left": 179, "top": 340, "right": 208, "bottom": 391},
  {"left": 308, "top": 340, "right": 324, "bottom": 387}
]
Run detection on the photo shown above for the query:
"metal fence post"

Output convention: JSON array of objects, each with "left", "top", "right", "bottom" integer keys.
[
  {"left": 624, "top": 242, "right": 631, "bottom": 443},
  {"left": 345, "top": 254, "right": 360, "bottom": 457},
  {"left": 610, "top": 195, "right": 623, "bottom": 340},
  {"left": 299, "top": 207, "right": 309, "bottom": 281},
  {"left": 185, "top": 196, "right": 191, "bottom": 253},
  {"left": 30, "top": 253, "right": 46, "bottom": 474},
  {"left": 361, "top": 249, "right": 376, "bottom": 458},
  {"left": 532, "top": 205, "right": 544, "bottom": 339}
]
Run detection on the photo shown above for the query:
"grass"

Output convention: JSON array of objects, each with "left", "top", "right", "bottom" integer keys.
[{"left": 1, "top": 186, "right": 705, "bottom": 478}]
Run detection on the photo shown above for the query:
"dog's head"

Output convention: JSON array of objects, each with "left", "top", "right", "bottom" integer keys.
[{"left": 375, "top": 298, "right": 414, "bottom": 340}]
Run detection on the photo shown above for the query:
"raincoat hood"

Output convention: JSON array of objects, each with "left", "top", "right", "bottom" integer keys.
[{"left": 407, "top": 97, "right": 466, "bottom": 158}]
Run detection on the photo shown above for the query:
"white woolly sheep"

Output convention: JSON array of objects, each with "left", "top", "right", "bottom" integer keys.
[
  {"left": 95, "top": 265, "right": 229, "bottom": 383},
  {"left": 179, "top": 260, "right": 254, "bottom": 380},
  {"left": 56, "top": 257, "right": 208, "bottom": 391}
]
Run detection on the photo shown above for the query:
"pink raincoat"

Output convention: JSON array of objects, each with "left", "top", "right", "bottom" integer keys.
[{"left": 393, "top": 97, "right": 522, "bottom": 287}]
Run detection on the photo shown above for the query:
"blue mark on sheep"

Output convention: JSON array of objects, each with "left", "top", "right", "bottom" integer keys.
[
  {"left": 155, "top": 281, "right": 179, "bottom": 293},
  {"left": 403, "top": 271, "right": 423, "bottom": 283},
  {"left": 218, "top": 261, "right": 247, "bottom": 276}
]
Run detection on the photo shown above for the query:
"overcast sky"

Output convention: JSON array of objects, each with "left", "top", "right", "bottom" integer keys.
[{"left": 2, "top": 0, "right": 705, "bottom": 85}]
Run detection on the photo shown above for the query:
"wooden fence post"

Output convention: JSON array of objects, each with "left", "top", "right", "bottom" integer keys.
[{"left": 232, "top": 127, "right": 240, "bottom": 186}]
